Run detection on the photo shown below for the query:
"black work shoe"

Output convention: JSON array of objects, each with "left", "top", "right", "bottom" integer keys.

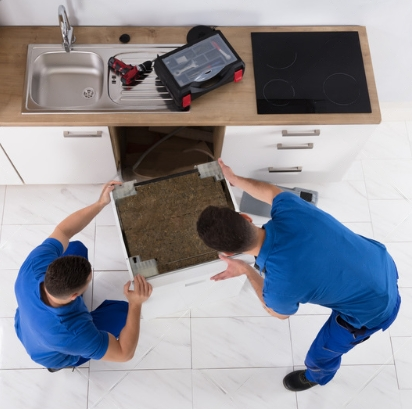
[
  {"left": 47, "top": 367, "right": 62, "bottom": 373},
  {"left": 283, "top": 370, "right": 318, "bottom": 392},
  {"left": 47, "top": 366, "right": 75, "bottom": 373}
]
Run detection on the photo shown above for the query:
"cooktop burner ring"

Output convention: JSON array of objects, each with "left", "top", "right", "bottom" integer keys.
[
  {"left": 323, "top": 72, "right": 361, "bottom": 106},
  {"left": 255, "top": 39, "right": 297, "bottom": 70},
  {"left": 267, "top": 50, "right": 297, "bottom": 70},
  {"left": 263, "top": 79, "right": 296, "bottom": 107}
]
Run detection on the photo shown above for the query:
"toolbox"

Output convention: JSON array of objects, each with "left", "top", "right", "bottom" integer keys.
[
  {"left": 154, "top": 30, "right": 245, "bottom": 110},
  {"left": 110, "top": 162, "right": 252, "bottom": 319}
]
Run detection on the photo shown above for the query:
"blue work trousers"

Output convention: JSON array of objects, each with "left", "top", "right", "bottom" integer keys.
[
  {"left": 62, "top": 241, "right": 129, "bottom": 367},
  {"left": 75, "top": 300, "right": 128, "bottom": 366},
  {"left": 304, "top": 293, "right": 401, "bottom": 385},
  {"left": 62, "top": 240, "right": 89, "bottom": 259}
]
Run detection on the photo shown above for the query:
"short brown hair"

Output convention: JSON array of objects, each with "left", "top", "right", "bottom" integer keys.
[
  {"left": 44, "top": 256, "right": 91, "bottom": 298},
  {"left": 197, "top": 206, "right": 257, "bottom": 253}
]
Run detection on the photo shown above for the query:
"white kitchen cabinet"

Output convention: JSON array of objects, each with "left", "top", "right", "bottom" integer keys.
[
  {"left": 0, "top": 143, "right": 23, "bottom": 184},
  {"left": 0, "top": 127, "right": 117, "bottom": 184},
  {"left": 221, "top": 125, "right": 377, "bottom": 184}
]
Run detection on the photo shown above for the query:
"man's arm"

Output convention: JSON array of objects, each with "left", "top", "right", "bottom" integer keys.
[
  {"left": 101, "top": 275, "right": 152, "bottom": 362},
  {"left": 212, "top": 255, "right": 289, "bottom": 320},
  {"left": 218, "top": 158, "right": 283, "bottom": 205},
  {"left": 49, "top": 181, "right": 122, "bottom": 251}
]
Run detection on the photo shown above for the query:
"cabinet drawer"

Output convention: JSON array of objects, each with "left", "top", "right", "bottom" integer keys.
[
  {"left": 0, "top": 126, "right": 117, "bottom": 184},
  {"left": 222, "top": 125, "right": 376, "bottom": 183}
]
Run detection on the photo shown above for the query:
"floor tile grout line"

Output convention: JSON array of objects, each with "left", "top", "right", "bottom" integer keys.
[
  {"left": 87, "top": 278, "right": 254, "bottom": 405},
  {"left": 87, "top": 307, "right": 192, "bottom": 406},
  {"left": 389, "top": 335, "right": 401, "bottom": 391},
  {"left": 190, "top": 306, "right": 193, "bottom": 373},
  {"left": 287, "top": 317, "right": 296, "bottom": 369},
  {"left": 1, "top": 362, "right": 399, "bottom": 372},
  {"left": 391, "top": 335, "right": 412, "bottom": 391},
  {"left": 190, "top": 366, "right": 195, "bottom": 409},
  {"left": 341, "top": 344, "right": 408, "bottom": 408}
]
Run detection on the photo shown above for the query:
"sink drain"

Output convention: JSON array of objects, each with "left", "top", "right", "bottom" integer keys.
[{"left": 83, "top": 87, "right": 95, "bottom": 99}]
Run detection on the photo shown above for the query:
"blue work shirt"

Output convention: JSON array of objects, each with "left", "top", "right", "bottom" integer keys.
[
  {"left": 14, "top": 238, "right": 109, "bottom": 369},
  {"left": 256, "top": 192, "right": 399, "bottom": 329}
]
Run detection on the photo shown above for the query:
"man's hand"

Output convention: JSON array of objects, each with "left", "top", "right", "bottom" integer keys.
[
  {"left": 211, "top": 254, "right": 252, "bottom": 281},
  {"left": 124, "top": 275, "right": 152, "bottom": 307},
  {"left": 49, "top": 180, "right": 123, "bottom": 251},
  {"left": 102, "top": 274, "right": 152, "bottom": 363},
  {"left": 97, "top": 180, "right": 123, "bottom": 207},
  {"left": 218, "top": 158, "right": 238, "bottom": 186},
  {"left": 218, "top": 158, "right": 282, "bottom": 205}
]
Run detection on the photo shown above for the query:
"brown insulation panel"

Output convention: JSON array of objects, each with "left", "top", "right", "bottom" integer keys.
[{"left": 116, "top": 170, "right": 234, "bottom": 274}]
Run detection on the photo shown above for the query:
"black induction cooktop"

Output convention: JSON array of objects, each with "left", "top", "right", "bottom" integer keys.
[{"left": 251, "top": 31, "right": 372, "bottom": 114}]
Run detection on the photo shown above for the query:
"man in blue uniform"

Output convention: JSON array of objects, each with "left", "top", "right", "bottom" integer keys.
[
  {"left": 14, "top": 181, "right": 152, "bottom": 371},
  {"left": 196, "top": 159, "right": 400, "bottom": 391}
]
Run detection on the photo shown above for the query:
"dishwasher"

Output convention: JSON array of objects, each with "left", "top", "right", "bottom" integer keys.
[{"left": 110, "top": 161, "right": 252, "bottom": 319}]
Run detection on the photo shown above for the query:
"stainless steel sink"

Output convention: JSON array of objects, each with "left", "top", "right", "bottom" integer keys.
[
  {"left": 23, "top": 44, "right": 184, "bottom": 113},
  {"left": 30, "top": 51, "right": 104, "bottom": 108}
]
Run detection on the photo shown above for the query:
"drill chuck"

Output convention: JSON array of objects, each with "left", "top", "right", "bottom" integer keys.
[{"left": 108, "top": 57, "right": 153, "bottom": 85}]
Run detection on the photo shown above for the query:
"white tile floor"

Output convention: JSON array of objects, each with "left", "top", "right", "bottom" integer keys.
[{"left": 1, "top": 121, "right": 412, "bottom": 409}]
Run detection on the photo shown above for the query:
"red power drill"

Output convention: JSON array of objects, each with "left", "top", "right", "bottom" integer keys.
[{"left": 108, "top": 57, "right": 153, "bottom": 85}]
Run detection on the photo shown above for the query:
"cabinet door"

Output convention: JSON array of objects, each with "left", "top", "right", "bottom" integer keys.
[
  {"left": 0, "top": 144, "right": 23, "bottom": 185},
  {"left": 221, "top": 125, "right": 376, "bottom": 184},
  {"left": 0, "top": 127, "right": 117, "bottom": 184}
]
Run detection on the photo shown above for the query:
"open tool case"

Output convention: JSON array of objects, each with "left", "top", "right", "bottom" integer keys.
[{"left": 154, "top": 30, "right": 245, "bottom": 110}]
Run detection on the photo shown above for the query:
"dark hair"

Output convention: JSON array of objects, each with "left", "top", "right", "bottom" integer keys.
[
  {"left": 44, "top": 256, "right": 92, "bottom": 298},
  {"left": 197, "top": 206, "right": 257, "bottom": 253}
]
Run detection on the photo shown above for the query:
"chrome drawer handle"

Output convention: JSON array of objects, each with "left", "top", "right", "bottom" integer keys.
[
  {"left": 268, "top": 166, "right": 302, "bottom": 173},
  {"left": 63, "top": 131, "right": 103, "bottom": 138},
  {"left": 282, "top": 129, "right": 320, "bottom": 137},
  {"left": 277, "top": 143, "right": 314, "bottom": 150}
]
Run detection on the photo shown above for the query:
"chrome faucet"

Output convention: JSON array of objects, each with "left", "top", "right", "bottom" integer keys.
[{"left": 58, "top": 5, "right": 76, "bottom": 52}]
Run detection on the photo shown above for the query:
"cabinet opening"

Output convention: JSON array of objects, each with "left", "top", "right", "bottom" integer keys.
[{"left": 110, "top": 126, "right": 225, "bottom": 182}]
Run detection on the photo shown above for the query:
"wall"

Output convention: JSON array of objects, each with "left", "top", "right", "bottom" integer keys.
[{"left": 0, "top": 0, "right": 411, "bottom": 113}]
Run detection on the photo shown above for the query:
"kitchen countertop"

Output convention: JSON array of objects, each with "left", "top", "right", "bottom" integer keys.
[{"left": 0, "top": 26, "right": 381, "bottom": 126}]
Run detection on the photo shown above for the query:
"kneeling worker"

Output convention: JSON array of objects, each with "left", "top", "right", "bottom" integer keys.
[
  {"left": 14, "top": 181, "right": 152, "bottom": 371},
  {"left": 196, "top": 159, "right": 400, "bottom": 392}
]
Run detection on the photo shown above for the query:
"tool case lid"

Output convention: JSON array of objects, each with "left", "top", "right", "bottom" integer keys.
[{"left": 154, "top": 30, "right": 245, "bottom": 110}]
